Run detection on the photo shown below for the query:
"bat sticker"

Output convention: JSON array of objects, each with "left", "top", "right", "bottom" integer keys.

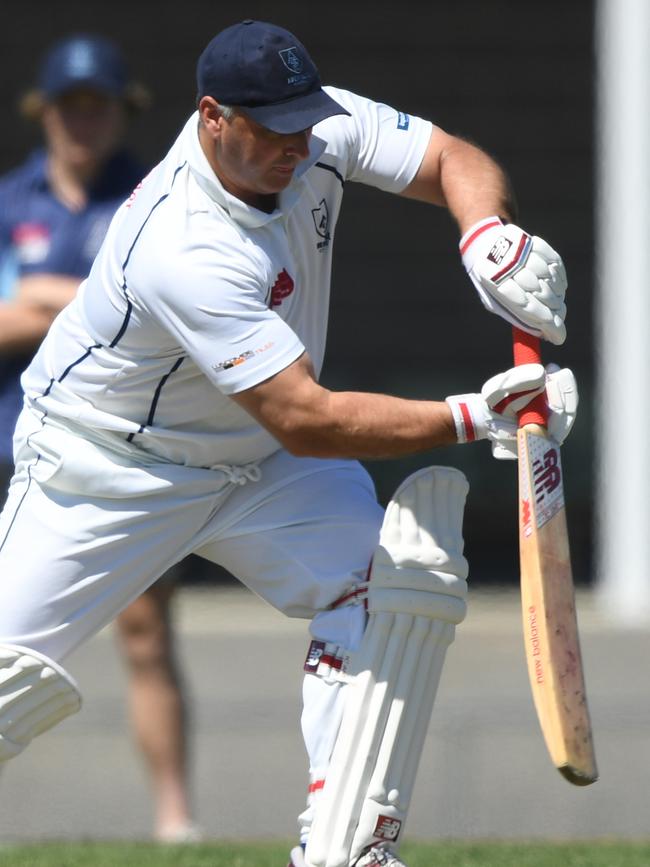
[{"left": 520, "top": 433, "right": 565, "bottom": 530}]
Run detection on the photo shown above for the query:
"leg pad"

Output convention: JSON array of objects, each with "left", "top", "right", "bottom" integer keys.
[
  {"left": 305, "top": 466, "right": 469, "bottom": 867},
  {"left": 0, "top": 644, "right": 81, "bottom": 762}
]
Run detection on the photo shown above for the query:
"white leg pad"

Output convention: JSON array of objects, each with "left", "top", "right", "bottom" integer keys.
[
  {"left": 0, "top": 644, "right": 82, "bottom": 762},
  {"left": 305, "top": 466, "right": 469, "bottom": 867}
]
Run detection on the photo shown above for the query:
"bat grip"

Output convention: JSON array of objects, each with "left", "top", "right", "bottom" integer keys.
[{"left": 512, "top": 327, "right": 548, "bottom": 428}]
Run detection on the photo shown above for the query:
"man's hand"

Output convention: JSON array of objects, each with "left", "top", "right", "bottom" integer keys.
[
  {"left": 460, "top": 217, "right": 567, "bottom": 345},
  {"left": 445, "top": 363, "right": 578, "bottom": 459}
]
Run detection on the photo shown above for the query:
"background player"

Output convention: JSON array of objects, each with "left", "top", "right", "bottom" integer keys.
[{"left": 0, "top": 34, "right": 199, "bottom": 841}]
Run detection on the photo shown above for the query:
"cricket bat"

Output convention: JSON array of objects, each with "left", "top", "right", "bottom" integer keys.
[{"left": 512, "top": 327, "right": 597, "bottom": 785}]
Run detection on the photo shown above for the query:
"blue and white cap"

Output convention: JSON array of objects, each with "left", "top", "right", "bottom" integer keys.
[
  {"left": 39, "top": 34, "right": 129, "bottom": 99},
  {"left": 196, "top": 20, "right": 350, "bottom": 134}
]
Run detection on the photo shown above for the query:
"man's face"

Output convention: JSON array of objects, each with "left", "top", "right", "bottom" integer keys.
[
  {"left": 208, "top": 108, "right": 312, "bottom": 207},
  {"left": 42, "top": 88, "right": 126, "bottom": 171}
]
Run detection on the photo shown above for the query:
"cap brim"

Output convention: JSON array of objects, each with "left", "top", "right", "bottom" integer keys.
[
  {"left": 244, "top": 88, "right": 350, "bottom": 134},
  {"left": 45, "top": 75, "right": 124, "bottom": 100}
]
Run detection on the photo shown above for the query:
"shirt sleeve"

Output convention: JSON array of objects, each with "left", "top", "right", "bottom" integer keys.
[
  {"left": 320, "top": 86, "right": 433, "bottom": 194},
  {"left": 135, "top": 236, "right": 305, "bottom": 395}
]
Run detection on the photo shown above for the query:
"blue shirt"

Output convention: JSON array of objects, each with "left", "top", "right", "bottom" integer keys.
[{"left": 0, "top": 148, "right": 143, "bottom": 462}]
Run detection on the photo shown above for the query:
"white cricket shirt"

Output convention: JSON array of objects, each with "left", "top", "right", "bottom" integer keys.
[{"left": 22, "top": 87, "right": 432, "bottom": 468}]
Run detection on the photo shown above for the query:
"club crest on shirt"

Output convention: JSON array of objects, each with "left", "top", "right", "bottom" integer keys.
[
  {"left": 311, "top": 199, "right": 330, "bottom": 250},
  {"left": 12, "top": 223, "right": 50, "bottom": 264}
]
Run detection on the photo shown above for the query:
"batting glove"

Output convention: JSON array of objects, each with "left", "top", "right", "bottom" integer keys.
[
  {"left": 460, "top": 217, "right": 567, "bottom": 346},
  {"left": 446, "top": 363, "right": 578, "bottom": 460}
]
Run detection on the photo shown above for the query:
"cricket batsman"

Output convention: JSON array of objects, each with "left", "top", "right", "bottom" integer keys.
[{"left": 0, "top": 20, "right": 577, "bottom": 867}]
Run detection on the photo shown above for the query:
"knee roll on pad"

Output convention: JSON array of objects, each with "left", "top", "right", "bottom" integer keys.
[
  {"left": 305, "top": 466, "right": 469, "bottom": 867},
  {"left": 0, "top": 644, "right": 82, "bottom": 762}
]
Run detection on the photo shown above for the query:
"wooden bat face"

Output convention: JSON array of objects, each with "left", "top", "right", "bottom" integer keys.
[{"left": 517, "top": 422, "right": 598, "bottom": 785}]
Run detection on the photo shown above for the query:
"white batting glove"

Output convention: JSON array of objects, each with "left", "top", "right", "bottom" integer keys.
[
  {"left": 445, "top": 363, "right": 578, "bottom": 460},
  {"left": 460, "top": 217, "right": 567, "bottom": 345}
]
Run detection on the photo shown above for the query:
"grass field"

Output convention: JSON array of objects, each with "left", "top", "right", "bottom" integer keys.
[{"left": 1, "top": 841, "right": 649, "bottom": 867}]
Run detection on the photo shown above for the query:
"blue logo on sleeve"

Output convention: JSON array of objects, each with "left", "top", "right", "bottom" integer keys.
[{"left": 397, "top": 112, "right": 410, "bottom": 130}]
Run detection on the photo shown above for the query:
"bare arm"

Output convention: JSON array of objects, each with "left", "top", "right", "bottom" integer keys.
[
  {"left": 400, "top": 126, "right": 517, "bottom": 233},
  {"left": 231, "top": 352, "right": 457, "bottom": 459},
  {"left": 0, "top": 274, "right": 80, "bottom": 354}
]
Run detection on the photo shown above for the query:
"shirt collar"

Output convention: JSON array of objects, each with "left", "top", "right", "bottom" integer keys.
[{"left": 183, "top": 111, "right": 326, "bottom": 229}]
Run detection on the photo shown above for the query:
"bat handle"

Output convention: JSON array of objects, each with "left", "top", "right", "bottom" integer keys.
[{"left": 512, "top": 327, "right": 547, "bottom": 428}]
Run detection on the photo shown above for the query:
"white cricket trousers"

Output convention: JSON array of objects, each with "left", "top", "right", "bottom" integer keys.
[{"left": 0, "top": 410, "right": 382, "bottom": 833}]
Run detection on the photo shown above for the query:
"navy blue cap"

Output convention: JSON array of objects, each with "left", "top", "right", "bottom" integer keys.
[
  {"left": 39, "top": 35, "right": 129, "bottom": 99},
  {"left": 196, "top": 20, "right": 350, "bottom": 134}
]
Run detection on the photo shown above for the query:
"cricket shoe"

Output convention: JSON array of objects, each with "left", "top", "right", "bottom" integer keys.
[
  {"left": 288, "top": 843, "right": 406, "bottom": 867},
  {"left": 155, "top": 821, "right": 203, "bottom": 843},
  {"left": 352, "top": 844, "right": 406, "bottom": 867}
]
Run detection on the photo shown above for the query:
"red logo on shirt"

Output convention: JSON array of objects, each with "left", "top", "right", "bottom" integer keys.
[
  {"left": 270, "top": 268, "right": 294, "bottom": 308},
  {"left": 12, "top": 223, "right": 50, "bottom": 264}
]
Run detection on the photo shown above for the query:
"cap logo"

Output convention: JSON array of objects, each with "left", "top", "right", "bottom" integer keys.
[
  {"left": 278, "top": 47, "right": 303, "bottom": 73},
  {"left": 67, "top": 43, "right": 96, "bottom": 76}
]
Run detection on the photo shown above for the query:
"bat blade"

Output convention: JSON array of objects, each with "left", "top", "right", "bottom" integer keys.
[{"left": 517, "top": 422, "right": 597, "bottom": 785}]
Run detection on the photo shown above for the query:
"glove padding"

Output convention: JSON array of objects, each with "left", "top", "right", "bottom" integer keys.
[
  {"left": 460, "top": 217, "right": 567, "bottom": 345},
  {"left": 445, "top": 363, "right": 578, "bottom": 460}
]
